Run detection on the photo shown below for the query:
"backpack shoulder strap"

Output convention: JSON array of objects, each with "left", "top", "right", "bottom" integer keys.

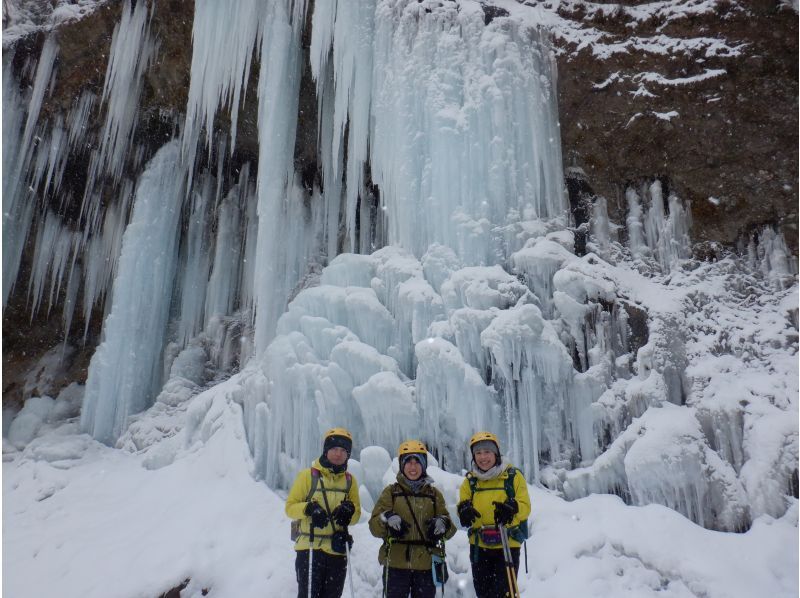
[
  {"left": 467, "top": 472, "right": 479, "bottom": 499},
  {"left": 306, "top": 467, "right": 321, "bottom": 502},
  {"left": 345, "top": 471, "right": 352, "bottom": 494},
  {"left": 504, "top": 467, "right": 517, "bottom": 499}
]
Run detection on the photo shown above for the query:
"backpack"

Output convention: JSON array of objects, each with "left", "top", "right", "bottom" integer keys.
[{"left": 467, "top": 466, "right": 529, "bottom": 543}]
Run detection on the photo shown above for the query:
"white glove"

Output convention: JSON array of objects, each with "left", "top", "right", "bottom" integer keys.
[
  {"left": 381, "top": 511, "right": 405, "bottom": 531},
  {"left": 433, "top": 517, "right": 447, "bottom": 536}
]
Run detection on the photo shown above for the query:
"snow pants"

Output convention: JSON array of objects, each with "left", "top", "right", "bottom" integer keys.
[
  {"left": 384, "top": 566, "right": 437, "bottom": 598},
  {"left": 470, "top": 545, "right": 520, "bottom": 598},
  {"left": 295, "top": 549, "right": 347, "bottom": 598}
]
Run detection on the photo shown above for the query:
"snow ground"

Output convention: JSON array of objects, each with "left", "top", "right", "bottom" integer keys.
[{"left": 3, "top": 386, "right": 797, "bottom": 598}]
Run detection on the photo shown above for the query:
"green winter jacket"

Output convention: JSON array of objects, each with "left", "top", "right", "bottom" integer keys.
[{"left": 369, "top": 473, "right": 456, "bottom": 570}]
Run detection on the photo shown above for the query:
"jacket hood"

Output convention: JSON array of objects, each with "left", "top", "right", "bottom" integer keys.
[
  {"left": 469, "top": 456, "right": 512, "bottom": 481},
  {"left": 395, "top": 471, "right": 434, "bottom": 492}
]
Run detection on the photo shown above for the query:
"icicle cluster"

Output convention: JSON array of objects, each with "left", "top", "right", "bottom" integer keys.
[{"left": 623, "top": 180, "right": 692, "bottom": 272}]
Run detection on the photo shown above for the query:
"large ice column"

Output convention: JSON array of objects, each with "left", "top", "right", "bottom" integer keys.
[
  {"left": 253, "top": 0, "right": 315, "bottom": 351},
  {"left": 80, "top": 141, "right": 185, "bottom": 445},
  {"left": 310, "top": 0, "right": 377, "bottom": 253},
  {"left": 368, "top": 1, "right": 565, "bottom": 260},
  {"left": 205, "top": 177, "right": 248, "bottom": 327}
]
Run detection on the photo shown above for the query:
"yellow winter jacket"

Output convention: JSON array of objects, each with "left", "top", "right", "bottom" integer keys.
[
  {"left": 458, "top": 461, "right": 531, "bottom": 549},
  {"left": 285, "top": 459, "right": 361, "bottom": 555}
]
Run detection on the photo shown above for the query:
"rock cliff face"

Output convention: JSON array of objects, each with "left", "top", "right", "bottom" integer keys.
[
  {"left": 549, "top": 0, "right": 798, "bottom": 251},
  {"left": 2, "top": 0, "right": 797, "bottom": 406}
]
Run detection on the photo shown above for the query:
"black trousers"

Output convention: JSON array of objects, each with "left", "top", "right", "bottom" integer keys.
[
  {"left": 470, "top": 546, "right": 520, "bottom": 598},
  {"left": 295, "top": 550, "right": 347, "bottom": 598},
  {"left": 385, "top": 567, "right": 437, "bottom": 598}
]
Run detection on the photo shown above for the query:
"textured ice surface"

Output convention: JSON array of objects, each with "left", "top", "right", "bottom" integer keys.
[{"left": 80, "top": 142, "right": 185, "bottom": 445}]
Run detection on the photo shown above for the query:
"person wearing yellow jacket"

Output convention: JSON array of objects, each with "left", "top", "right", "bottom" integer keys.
[
  {"left": 286, "top": 428, "right": 361, "bottom": 598},
  {"left": 369, "top": 440, "right": 456, "bottom": 598},
  {"left": 456, "top": 432, "right": 531, "bottom": 598}
]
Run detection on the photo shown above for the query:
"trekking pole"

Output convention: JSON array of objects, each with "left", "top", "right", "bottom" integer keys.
[
  {"left": 498, "top": 525, "right": 521, "bottom": 598},
  {"left": 524, "top": 540, "right": 528, "bottom": 574},
  {"left": 382, "top": 538, "right": 393, "bottom": 598},
  {"left": 308, "top": 526, "right": 314, "bottom": 598},
  {"left": 345, "top": 536, "right": 355, "bottom": 598}
]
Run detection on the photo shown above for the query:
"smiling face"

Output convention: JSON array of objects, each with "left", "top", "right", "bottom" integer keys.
[
  {"left": 473, "top": 448, "right": 497, "bottom": 471},
  {"left": 326, "top": 446, "right": 349, "bottom": 466},
  {"left": 402, "top": 456, "right": 423, "bottom": 481}
]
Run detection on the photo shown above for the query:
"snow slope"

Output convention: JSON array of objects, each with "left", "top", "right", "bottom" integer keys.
[{"left": 3, "top": 380, "right": 797, "bottom": 598}]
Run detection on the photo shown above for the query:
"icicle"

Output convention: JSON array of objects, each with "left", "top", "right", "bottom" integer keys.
[
  {"left": 205, "top": 181, "right": 244, "bottom": 326},
  {"left": 176, "top": 174, "right": 213, "bottom": 347},
  {"left": 80, "top": 141, "right": 185, "bottom": 445},
  {"left": 238, "top": 164, "right": 258, "bottom": 320},
  {"left": 67, "top": 91, "right": 95, "bottom": 150},
  {"left": 182, "top": 0, "right": 266, "bottom": 165},
  {"left": 750, "top": 226, "right": 796, "bottom": 291},
  {"left": 2, "top": 38, "right": 58, "bottom": 306},
  {"left": 511, "top": 237, "right": 576, "bottom": 318},
  {"left": 81, "top": 180, "right": 135, "bottom": 339},
  {"left": 589, "top": 196, "right": 612, "bottom": 254},
  {"left": 253, "top": 0, "right": 313, "bottom": 351},
  {"left": 625, "top": 181, "right": 692, "bottom": 272},
  {"left": 26, "top": 210, "right": 82, "bottom": 320},
  {"left": 625, "top": 186, "right": 647, "bottom": 259},
  {"left": 416, "top": 337, "right": 499, "bottom": 471},
  {"left": 97, "top": 0, "right": 157, "bottom": 182},
  {"left": 367, "top": 2, "right": 565, "bottom": 260},
  {"left": 481, "top": 303, "right": 578, "bottom": 481}
]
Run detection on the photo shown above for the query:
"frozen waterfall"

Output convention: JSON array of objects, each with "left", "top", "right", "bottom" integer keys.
[{"left": 2, "top": 0, "right": 796, "bottom": 535}]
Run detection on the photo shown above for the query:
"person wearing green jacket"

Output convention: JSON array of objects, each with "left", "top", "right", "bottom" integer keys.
[
  {"left": 369, "top": 440, "right": 456, "bottom": 598},
  {"left": 286, "top": 428, "right": 361, "bottom": 598}
]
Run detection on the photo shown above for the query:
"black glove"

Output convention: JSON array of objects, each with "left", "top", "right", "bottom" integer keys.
[
  {"left": 304, "top": 501, "right": 329, "bottom": 529},
  {"left": 425, "top": 515, "right": 449, "bottom": 541},
  {"left": 331, "top": 500, "right": 356, "bottom": 527},
  {"left": 382, "top": 511, "right": 410, "bottom": 539},
  {"left": 493, "top": 498, "right": 518, "bottom": 527},
  {"left": 457, "top": 500, "right": 480, "bottom": 527}
]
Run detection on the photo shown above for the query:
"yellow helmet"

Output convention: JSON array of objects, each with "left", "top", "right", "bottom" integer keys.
[
  {"left": 324, "top": 427, "right": 353, "bottom": 442},
  {"left": 469, "top": 431, "right": 500, "bottom": 450},
  {"left": 398, "top": 440, "right": 427, "bottom": 457},
  {"left": 323, "top": 427, "right": 353, "bottom": 455}
]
